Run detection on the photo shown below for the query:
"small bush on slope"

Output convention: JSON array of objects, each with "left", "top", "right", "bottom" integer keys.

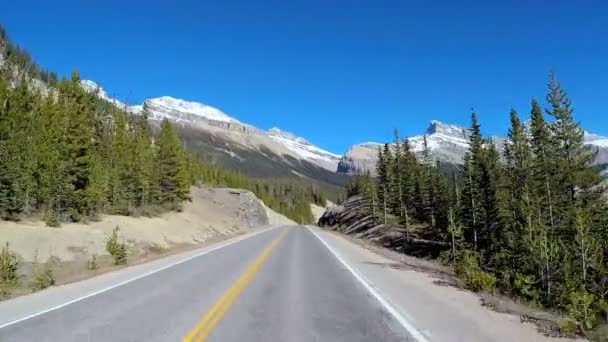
[
  {"left": 0, "top": 242, "right": 19, "bottom": 298},
  {"left": 106, "top": 226, "right": 127, "bottom": 265}
]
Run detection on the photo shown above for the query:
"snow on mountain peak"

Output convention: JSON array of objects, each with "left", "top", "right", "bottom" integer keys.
[
  {"left": 79, "top": 79, "right": 342, "bottom": 171},
  {"left": 584, "top": 131, "right": 608, "bottom": 148},
  {"left": 80, "top": 80, "right": 130, "bottom": 110},
  {"left": 268, "top": 127, "right": 308, "bottom": 144},
  {"left": 426, "top": 120, "right": 469, "bottom": 138},
  {"left": 267, "top": 127, "right": 341, "bottom": 170},
  {"left": 145, "top": 96, "right": 239, "bottom": 123}
]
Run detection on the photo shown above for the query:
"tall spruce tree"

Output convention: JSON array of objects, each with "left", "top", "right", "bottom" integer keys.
[
  {"left": 529, "top": 97, "right": 558, "bottom": 299},
  {"left": 545, "top": 72, "right": 607, "bottom": 302},
  {"left": 478, "top": 139, "right": 503, "bottom": 267},
  {"left": 400, "top": 139, "right": 417, "bottom": 238},
  {"left": 501, "top": 109, "right": 536, "bottom": 278},
  {"left": 391, "top": 129, "right": 405, "bottom": 219},
  {"left": 61, "top": 69, "right": 96, "bottom": 220},
  {"left": 460, "top": 111, "right": 484, "bottom": 251},
  {"left": 157, "top": 119, "right": 190, "bottom": 207}
]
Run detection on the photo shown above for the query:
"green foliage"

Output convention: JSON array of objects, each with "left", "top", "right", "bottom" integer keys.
[
  {"left": 44, "top": 209, "right": 60, "bottom": 228},
  {"left": 106, "top": 226, "right": 127, "bottom": 266},
  {"left": 30, "top": 256, "right": 55, "bottom": 291},
  {"left": 558, "top": 319, "right": 579, "bottom": 337},
  {"left": 0, "top": 242, "right": 19, "bottom": 298},
  {"left": 566, "top": 288, "right": 600, "bottom": 330},
  {"left": 513, "top": 273, "right": 540, "bottom": 303},
  {"left": 157, "top": 119, "right": 190, "bottom": 206},
  {"left": 454, "top": 251, "right": 497, "bottom": 292}
]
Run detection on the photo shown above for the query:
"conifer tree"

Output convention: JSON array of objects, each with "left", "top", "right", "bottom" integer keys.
[
  {"left": 130, "top": 104, "right": 157, "bottom": 207},
  {"left": 400, "top": 139, "right": 417, "bottom": 238},
  {"left": 391, "top": 129, "right": 404, "bottom": 219},
  {"left": 61, "top": 69, "right": 96, "bottom": 220},
  {"left": 529, "top": 97, "right": 557, "bottom": 298},
  {"left": 501, "top": 109, "right": 536, "bottom": 277},
  {"left": 478, "top": 139, "right": 502, "bottom": 266},
  {"left": 157, "top": 119, "right": 190, "bottom": 207},
  {"left": 544, "top": 72, "right": 607, "bottom": 302},
  {"left": 460, "top": 111, "right": 483, "bottom": 251}
]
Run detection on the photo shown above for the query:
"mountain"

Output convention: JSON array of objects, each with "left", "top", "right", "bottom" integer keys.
[
  {"left": 337, "top": 120, "right": 608, "bottom": 175},
  {"left": 81, "top": 80, "right": 348, "bottom": 194}
]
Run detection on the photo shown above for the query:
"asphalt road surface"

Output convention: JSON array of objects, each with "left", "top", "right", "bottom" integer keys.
[{"left": 0, "top": 227, "right": 415, "bottom": 342}]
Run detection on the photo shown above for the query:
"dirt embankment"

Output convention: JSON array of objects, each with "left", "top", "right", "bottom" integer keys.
[
  {"left": 0, "top": 186, "right": 295, "bottom": 296},
  {"left": 310, "top": 201, "right": 334, "bottom": 224}
]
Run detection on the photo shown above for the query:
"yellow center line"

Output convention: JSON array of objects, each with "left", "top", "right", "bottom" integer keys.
[{"left": 182, "top": 230, "right": 288, "bottom": 342}]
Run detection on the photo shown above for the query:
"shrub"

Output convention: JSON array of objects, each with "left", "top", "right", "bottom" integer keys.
[
  {"left": 106, "top": 226, "right": 127, "bottom": 265},
  {"left": 455, "top": 251, "right": 496, "bottom": 293},
  {"left": 566, "top": 288, "right": 599, "bottom": 331},
  {"left": 0, "top": 242, "right": 20, "bottom": 298},
  {"left": 558, "top": 319, "right": 579, "bottom": 337},
  {"left": 45, "top": 209, "right": 60, "bottom": 227},
  {"left": 30, "top": 254, "right": 55, "bottom": 291},
  {"left": 513, "top": 272, "right": 540, "bottom": 303}
]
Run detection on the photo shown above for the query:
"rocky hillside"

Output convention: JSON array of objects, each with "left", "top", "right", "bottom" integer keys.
[{"left": 338, "top": 120, "right": 608, "bottom": 175}]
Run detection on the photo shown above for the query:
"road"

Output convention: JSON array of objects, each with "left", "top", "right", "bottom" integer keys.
[{"left": 0, "top": 227, "right": 416, "bottom": 342}]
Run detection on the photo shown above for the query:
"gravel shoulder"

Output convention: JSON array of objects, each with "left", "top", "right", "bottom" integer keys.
[{"left": 312, "top": 227, "right": 583, "bottom": 342}]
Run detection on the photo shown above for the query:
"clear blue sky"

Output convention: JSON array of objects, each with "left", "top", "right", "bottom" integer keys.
[{"left": 2, "top": 0, "right": 607, "bottom": 154}]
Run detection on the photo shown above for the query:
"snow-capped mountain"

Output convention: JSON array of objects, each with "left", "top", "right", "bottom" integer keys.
[
  {"left": 337, "top": 121, "right": 476, "bottom": 175},
  {"left": 136, "top": 96, "right": 241, "bottom": 124},
  {"left": 267, "top": 128, "right": 341, "bottom": 172},
  {"left": 337, "top": 120, "right": 608, "bottom": 175},
  {"left": 81, "top": 80, "right": 131, "bottom": 110},
  {"left": 81, "top": 80, "right": 341, "bottom": 173}
]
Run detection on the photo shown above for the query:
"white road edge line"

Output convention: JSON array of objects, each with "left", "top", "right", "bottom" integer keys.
[
  {"left": 0, "top": 226, "right": 280, "bottom": 330},
  {"left": 308, "top": 227, "right": 430, "bottom": 342}
]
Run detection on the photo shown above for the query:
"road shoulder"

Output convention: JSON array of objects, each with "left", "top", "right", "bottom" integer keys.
[
  {"left": 309, "top": 226, "right": 575, "bottom": 342},
  {"left": 0, "top": 226, "right": 278, "bottom": 330}
]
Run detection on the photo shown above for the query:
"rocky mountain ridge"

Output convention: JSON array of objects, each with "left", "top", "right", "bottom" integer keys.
[
  {"left": 81, "top": 80, "right": 341, "bottom": 173},
  {"left": 80, "top": 80, "right": 349, "bottom": 197},
  {"left": 337, "top": 120, "right": 608, "bottom": 175}
]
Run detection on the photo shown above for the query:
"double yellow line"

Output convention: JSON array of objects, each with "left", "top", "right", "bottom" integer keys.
[{"left": 182, "top": 231, "right": 287, "bottom": 342}]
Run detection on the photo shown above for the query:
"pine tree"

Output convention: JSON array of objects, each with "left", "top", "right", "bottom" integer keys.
[
  {"left": 478, "top": 139, "right": 503, "bottom": 267},
  {"left": 130, "top": 104, "right": 157, "bottom": 207},
  {"left": 400, "top": 139, "right": 417, "bottom": 239},
  {"left": 460, "top": 111, "right": 484, "bottom": 251},
  {"left": 416, "top": 135, "right": 433, "bottom": 225},
  {"left": 8, "top": 77, "right": 38, "bottom": 215},
  {"left": 529, "top": 97, "right": 558, "bottom": 299},
  {"left": 157, "top": 119, "right": 190, "bottom": 207},
  {"left": 0, "top": 75, "right": 16, "bottom": 218},
  {"left": 500, "top": 109, "right": 536, "bottom": 277},
  {"left": 61, "top": 69, "right": 96, "bottom": 220},
  {"left": 107, "top": 108, "right": 131, "bottom": 213},
  {"left": 545, "top": 72, "right": 606, "bottom": 302},
  {"left": 376, "top": 144, "right": 392, "bottom": 225},
  {"left": 430, "top": 161, "right": 451, "bottom": 239},
  {"left": 391, "top": 129, "right": 404, "bottom": 219}
]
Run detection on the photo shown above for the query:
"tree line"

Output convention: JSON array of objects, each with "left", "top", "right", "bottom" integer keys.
[
  {"left": 347, "top": 72, "right": 608, "bottom": 330},
  {"left": 0, "top": 69, "right": 193, "bottom": 224}
]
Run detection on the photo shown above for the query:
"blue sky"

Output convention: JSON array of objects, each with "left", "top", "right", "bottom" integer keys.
[{"left": 2, "top": 0, "right": 607, "bottom": 154}]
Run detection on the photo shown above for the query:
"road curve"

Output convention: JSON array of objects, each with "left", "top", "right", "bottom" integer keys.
[{"left": 0, "top": 226, "right": 413, "bottom": 341}]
